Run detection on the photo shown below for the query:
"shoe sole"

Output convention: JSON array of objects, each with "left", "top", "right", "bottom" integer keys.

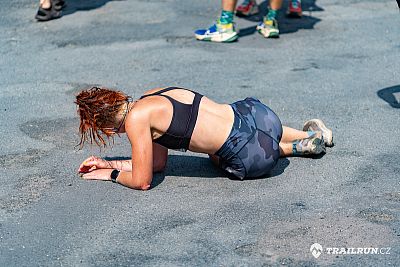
[
  {"left": 35, "top": 11, "right": 61, "bottom": 21},
  {"left": 256, "top": 26, "right": 279, "bottom": 38},
  {"left": 303, "top": 119, "right": 333, "bottom": 147},
  {"left": 257, "top": 30, "right": 279, "bottom": 38},
  {"left": 195, "top": 32, "right": 238, "bottom": 43}
]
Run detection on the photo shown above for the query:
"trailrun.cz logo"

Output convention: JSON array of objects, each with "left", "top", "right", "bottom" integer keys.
[{"left": 310, "top": 243, "right": 391, "bottom": 259}]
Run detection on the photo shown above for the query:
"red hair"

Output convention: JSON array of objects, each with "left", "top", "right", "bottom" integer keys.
[{"left": 75, "top": 86, "right": 131, "bottom": 148}]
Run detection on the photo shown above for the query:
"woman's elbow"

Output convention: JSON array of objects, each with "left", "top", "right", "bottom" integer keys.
[
  {"left": 138, "top": 184, "right": 151, "bottom": 191},
  {"left": 130, "top": 183, "right": 151, "bottom": 191},
  {"left": 125, "top": 175, "right": 152, "bottom": 190}
]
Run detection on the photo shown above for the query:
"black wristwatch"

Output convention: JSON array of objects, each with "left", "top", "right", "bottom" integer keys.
[{"left": 110, "top": 169, "right": 120, "bottom": 183}]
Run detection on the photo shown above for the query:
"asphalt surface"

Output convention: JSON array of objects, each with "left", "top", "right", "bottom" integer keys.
[{"left": 0, "top": 0, "right": 399, "bottom": 266}]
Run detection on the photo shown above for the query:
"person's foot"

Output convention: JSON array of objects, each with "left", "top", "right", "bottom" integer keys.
[
  {"left": 287, "top": 0, "right": 302, "bottom": 18},
  {"left": 293, "top": 133, "right": 326, "bottom": 156},
  {"left": 303, "top": 119, "right": 334, "bottom": 147},
  {"left": 236, "top": 0, "right": 259, "bottom": 17},
  {"left": 256, "top": 18, "right": 279, "bottom": 38},
  {"left": 195, "top": 21, "right": 238, "bottom": 43},
  {"left": 53, "top": 0, "right": 66, "bottom": 11},
  {"left": 35, "top": 0, "right": 62, "bottom": 21}
]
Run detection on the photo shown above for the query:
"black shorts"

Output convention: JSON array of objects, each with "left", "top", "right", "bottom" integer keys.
[{"left": 215, "top": 97, "right": 282, "bottom": 179}]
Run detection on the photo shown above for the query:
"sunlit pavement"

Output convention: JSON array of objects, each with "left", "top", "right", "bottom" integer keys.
[{"left": 0, "top": 0, "right": 399, "bottom": 266}]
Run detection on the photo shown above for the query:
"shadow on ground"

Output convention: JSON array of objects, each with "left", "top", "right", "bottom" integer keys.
[
  {"left": 377, "top": 85, "right": 400, "bottom": 108},
  {"left": 238, "top": 0, "right": 323, "bottom": 37},
  {"left": 62, "top": 0, "right": 117, "bottom": 16},
  {"left": 105, "top": 155, "right": 290, "bottom": 188}
]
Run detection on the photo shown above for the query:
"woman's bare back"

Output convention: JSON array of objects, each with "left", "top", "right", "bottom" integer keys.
[{"left": 139, "top": 87, "right": 234, "bottom": 154}]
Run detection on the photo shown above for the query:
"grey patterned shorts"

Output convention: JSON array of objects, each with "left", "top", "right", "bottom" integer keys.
[{"left": 215, "top": 97, "right": 282, "bottom": 179}]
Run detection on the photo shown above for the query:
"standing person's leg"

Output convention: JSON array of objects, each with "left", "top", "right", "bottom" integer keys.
[
  {"left": 222, "top": 0, "right": 238, "bottom": 12},
  {"left": 195, "top": 0, "right": 239, "bottom": 43},
  {"left": 257, "top": 0, "right": 283, "bottom": 38},
  {"left": 40, "top": 0, "right": 51, "bottom": 9},
  {"left": 220, "top": 0, "right": 237, "bottom": 25}
]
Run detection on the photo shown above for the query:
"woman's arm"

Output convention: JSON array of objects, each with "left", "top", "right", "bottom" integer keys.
[
  {"left": 152, "top": 143, "right": 168, "bottom": 172},
  {"left": 78, "top": 142, "right": 168, "bottom": 173},
  {"left": 115, "top": 103, "right": 155, "bottom": 190},
  {"left": 78, "top": 156, "right": 132, "bottom": 172},
  {"left": 108, "top": 159, "right": 132, "bottom": 172},
  {"left": 108, "top": 143, "right": 168, "bottom": 190},
  {"left": 81, "top": 112, "right": 156, "bottom": 190},
  {"left": 79, "top": 143, "right": 168, "bottom": 189},
  {"left": 108, "top": 143, "right": 167, "bottom": 172}
]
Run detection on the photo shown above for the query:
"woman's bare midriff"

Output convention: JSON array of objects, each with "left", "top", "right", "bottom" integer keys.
[{"left": 189, "top": 97, "right": 234, "bottom": 155}]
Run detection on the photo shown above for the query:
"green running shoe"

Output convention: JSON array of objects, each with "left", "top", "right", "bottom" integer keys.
[{"left": 256, "top": 18, "right": 279, "bottom": 38}]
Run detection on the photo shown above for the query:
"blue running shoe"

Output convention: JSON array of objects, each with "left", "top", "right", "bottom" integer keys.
[{"left": 195, "top": 21, "right": 238, "bottom": 43}]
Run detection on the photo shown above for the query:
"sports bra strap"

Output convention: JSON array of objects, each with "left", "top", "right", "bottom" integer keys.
[
  {"left": 179, "top": 92, "right": 203, "bottom": 149},
  {"left": 140, "top": 87, "right": 192, "bottom": 99}
]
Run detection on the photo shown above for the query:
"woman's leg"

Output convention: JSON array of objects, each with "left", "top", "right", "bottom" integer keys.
[
  {"left": 279, "top": 127, "right": 325, "bottom": 157},
  {"left": 279, "top": 142, "right": 293, "bottom": 157},
  {"left": 40, "top": 0, "right": 51, "bottom": 8},
  {"left": 281, "top": 126, "right": 312, "bottom": 143}
]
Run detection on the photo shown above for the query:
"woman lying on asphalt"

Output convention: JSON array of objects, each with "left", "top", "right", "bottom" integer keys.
[{"left": 76, "top": 86, "right": 333, "bottom": 190}]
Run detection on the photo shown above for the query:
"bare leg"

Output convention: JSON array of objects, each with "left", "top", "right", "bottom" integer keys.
[
  {"left": 40, "top": 0, "right": 51, "bottom": 9},
  {"left": 279, "top": 142, "right": 293, "bottom": 157},
  {"left": 270, "top": 0, "right": 283, "bottom": 10},
  {"left": 222, "top": 0, "right": 239, "bottom": 12},
  {"left": 281, "top": 126, "right": 310, "bottom": 143}
]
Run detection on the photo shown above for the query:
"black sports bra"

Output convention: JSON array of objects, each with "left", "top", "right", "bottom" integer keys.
[{"left": 140, "top": 87, "right": 203, "bottom": 151}]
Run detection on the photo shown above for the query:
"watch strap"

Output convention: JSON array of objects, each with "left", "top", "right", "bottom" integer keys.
[{"left": 110, "top": 169, "right": 120, "bottom": 183}]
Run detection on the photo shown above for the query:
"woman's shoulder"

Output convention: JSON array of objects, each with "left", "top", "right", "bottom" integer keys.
[{"left": 131, "top": 89, "right": 170, "bottom": 118}]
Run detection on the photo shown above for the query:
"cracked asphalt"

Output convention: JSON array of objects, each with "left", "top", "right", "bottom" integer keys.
[{"left": 0, "top": 0, "right": 399, "bottom": 266}]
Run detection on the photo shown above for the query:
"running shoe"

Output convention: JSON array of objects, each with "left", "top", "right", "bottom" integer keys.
[
  {"left": 35, "top": 5, "right": 61, "bottom": 21},
  {"left": 236, "top": 0, "right": 259, "bottom": 17},
  {"left": 195, "top": 21, "right": 238, "bottom": 43},
  {"left": 256, "top": 18, "right": 279, "bottom": 38},
  {"left": 303, "top": 119, "right": 334, "bottom": 147},
  {"left": 287, "top": 0, "right": 302, "bottom": 18},
  {"left": 293, "top": 133, "right": 326, "bottom": 156}
]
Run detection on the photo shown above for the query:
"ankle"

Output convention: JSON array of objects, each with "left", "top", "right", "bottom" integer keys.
[
  {"left": 266, "top": 8, "right": 278, "bottom": 20},
  {"left": 41, "top": 0, "right": 51, "bottom": 9},
  {"left": 220, "top": 10, "right": 234, "bottom": 25},
  {"left": 292, "top": 140, "right": 300, "bottom": 155}
]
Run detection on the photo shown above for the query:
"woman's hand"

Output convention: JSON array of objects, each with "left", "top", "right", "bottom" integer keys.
[
  {"left": 80, "top": 169, "right": 113, "bottom": 181},
  {"left": 78, "top": 156, "right": 112, "bottom": 173}
]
